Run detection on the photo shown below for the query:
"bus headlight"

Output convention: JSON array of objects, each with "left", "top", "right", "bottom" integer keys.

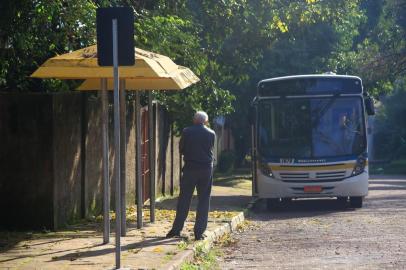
[
  {"left": 352, "top": 155, "right": 367, "bottom": 176},
  {"left": 260, "top": 163, "right": 274, "bottom": 178}
]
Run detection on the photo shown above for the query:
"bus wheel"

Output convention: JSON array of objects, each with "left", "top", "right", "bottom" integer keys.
[
  {"left": 266, "top": 198, "right": 280, "bottom": 211},
  {"left": 281, "top": 198, "right": 292, "bottom": 205},
  {"left": 350, "top": 196, "right": 363, "bottom": 208},
  {"left": 337, "top": 197, "right": 348, "bottom": 207}
]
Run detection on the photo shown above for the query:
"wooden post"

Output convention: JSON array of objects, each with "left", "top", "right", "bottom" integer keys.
[
  {"left": 80, "top": 92, "right": 88, "bottom": 219},
  {"left": 135, "top": 90, "right": 143, "bottom": 229},
  {"left": 170, "top": 123, "right": 174, "bottom": 196},
  {"left": 148, "top": 91, "right": 156, "bottom": 223}
]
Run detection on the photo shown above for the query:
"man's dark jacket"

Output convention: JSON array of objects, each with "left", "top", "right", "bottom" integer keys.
[{"left": 180, "top": 124, "right": 216, "bottom": 169}]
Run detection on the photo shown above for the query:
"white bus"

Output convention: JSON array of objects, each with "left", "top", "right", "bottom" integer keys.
[{"left": 251, "top": 74, "right": 375, "bottom": 209}]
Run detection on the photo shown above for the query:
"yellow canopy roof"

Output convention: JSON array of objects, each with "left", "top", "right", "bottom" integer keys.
[
  {"left": 30, "top": 45, "right": 200, "bottom": 90},
  {"left": 77, "top": 66, "right": 198, "bottom": 91}
]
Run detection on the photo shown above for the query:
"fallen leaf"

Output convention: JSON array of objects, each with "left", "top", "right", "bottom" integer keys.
[{"left": 152, "top": 247, "right": 164, "bottom": 253}]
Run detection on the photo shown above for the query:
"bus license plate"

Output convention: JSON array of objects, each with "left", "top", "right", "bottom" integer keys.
[{"left": 304, "top": 186, "right": 322, "bottom": 193}]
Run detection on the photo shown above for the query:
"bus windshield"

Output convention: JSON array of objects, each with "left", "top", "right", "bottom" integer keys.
[{"left": 258, "top": 97, "right": 366, "bottom": 159}]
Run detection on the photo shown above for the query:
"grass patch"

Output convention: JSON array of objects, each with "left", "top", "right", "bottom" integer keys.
[
  {"left": 213, "top": 169, "right": 252, "bottom": 190},
  {"left": 177, "top": 240, "right": 189, "bottom": 251},
  {"left": 214, "top": 233, "right": 236, "bottom": 247},
  {"left": 213, "top": 177, "right": 251, "bottom": 190},
  {"left": 180, "top": 244, "right": 223, "bottom": 270},
  {"left": 180, "top": 220, "right": 250, "bottom": 270},
  {"left": 370, "top": 159, "right": 406, "bottom": 175},
  {"left": 214, "top": 167, "right": 251, "bottom": 178},
  {"left": 164, "top": 251, "right": 177, "bottom": 261}
]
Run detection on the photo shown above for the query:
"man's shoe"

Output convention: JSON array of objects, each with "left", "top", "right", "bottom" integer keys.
[
  {"left": 165, "top": 230, "right": 181, "bottom": 239},
  {"left": 194, "top": 234, "right": 206, "bottom": 241}
]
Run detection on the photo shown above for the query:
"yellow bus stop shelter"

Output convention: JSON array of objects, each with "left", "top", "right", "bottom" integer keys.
[
  {"left": 31, "top": 45, "right": 199, "bottom": 244},
  {"left": 31, "top": 45, "right": 199, "bottom": 84}
]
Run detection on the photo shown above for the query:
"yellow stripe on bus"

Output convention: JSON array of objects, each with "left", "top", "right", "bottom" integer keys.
[{"left": 270, "top": 163, "right": 355, "bottom": 171}]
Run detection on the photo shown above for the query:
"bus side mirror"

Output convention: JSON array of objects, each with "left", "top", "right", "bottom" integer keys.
[{"left": 364, "top": 97, "right": 375, "bottom": 116}]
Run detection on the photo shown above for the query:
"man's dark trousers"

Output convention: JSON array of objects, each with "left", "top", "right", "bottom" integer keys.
[{"left": 171, "top": 165, "right": 213, "bottom": 238}]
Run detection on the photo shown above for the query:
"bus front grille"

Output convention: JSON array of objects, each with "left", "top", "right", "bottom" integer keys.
[
  {"left": 279, "top": 173, "right": 310, "bottom": 180},
  {"left": 316, "top": 171, "right": 346, "bottom": 179},
  {"left": 278, "top": 170, "right": 347, "bottom": 182}
]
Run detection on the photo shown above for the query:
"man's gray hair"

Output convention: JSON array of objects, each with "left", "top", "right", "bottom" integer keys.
[{"left": 194, "top": 111, "right": 209, "bottom": 124}]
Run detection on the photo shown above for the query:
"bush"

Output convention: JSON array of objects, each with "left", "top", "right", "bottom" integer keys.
[
  {"left": 374, "top": 79, "right": 406, "bottom": 160},
  {"left": 217, "top": 150, "right": 236, "bottom": 174}
]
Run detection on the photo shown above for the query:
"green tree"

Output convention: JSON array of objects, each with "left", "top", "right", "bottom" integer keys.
[
  {"left": 0, "top": 0, "right": 97, "bottom": 91},
  {"left": 374, "top": 78, "right": 406, "bottom": 160},
  {"left": 331, "top": 0, "right": 406, "bottom": 97},
  {"left": 2, "top": 0, "right": 404, "bottom": 162},
  {"left": 187, "top": 0, "right": 365, "bottom": 164},
  {"left": 0, "top": 0, "right": 235, "bottom": 131}
]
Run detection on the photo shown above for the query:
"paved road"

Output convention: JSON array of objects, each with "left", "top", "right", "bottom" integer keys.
[{"left": 220, "top": 176, "right": 406, "bottom": 270}]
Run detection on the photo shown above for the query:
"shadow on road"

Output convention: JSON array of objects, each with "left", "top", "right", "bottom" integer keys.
[
  {"left": 47, "top": 237, "right": 179, "bottom": 263},
  {"left": 250, "top": 198, "right": 356, "bottom": 221},
  {"left": 155, "top": 195, "right": 251, "bottom": 212}
]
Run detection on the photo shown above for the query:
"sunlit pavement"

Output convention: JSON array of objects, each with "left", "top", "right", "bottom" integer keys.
[{"left": 220, "top": 175, "right": 406, "bottom": 270}]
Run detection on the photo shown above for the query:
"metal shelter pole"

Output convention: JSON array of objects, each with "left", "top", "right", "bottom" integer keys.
[
  {"left": 120, "top": 79, "right": 127, "bottom": 236},
  {"left": 135, "top": 90, "right": 143, "bottom": 229},
  {"left": 148, "top": 91, "right": 155, "bottom": 223},
  {"left": 101, "top": 78, "right": 110, "bottom": 244},
  {"left": 112, "top": 19, "right": 122, "bottom": 269}
]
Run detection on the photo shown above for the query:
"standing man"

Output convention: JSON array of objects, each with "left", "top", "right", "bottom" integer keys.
[{"left": 166, "top": 111, "right": 216, "bottom": 240}]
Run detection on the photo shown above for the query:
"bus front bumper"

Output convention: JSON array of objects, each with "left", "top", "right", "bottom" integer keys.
[{"left": 256, "top": 171, "right": 368, "bottom": 199}]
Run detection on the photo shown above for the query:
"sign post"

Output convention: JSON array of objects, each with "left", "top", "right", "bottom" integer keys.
[
  {"left": 135, "top": 90, "right": 143, "bottom": 229},
  {"left": 97, "top": 7, "right": 134, "bottom": 270},
  {"left": 112, "top": 18, "right": 121, "bottom": 268}
]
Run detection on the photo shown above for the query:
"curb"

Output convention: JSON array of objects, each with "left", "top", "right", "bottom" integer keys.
[
  {"left": 162, "top": 197, "right": 258, "bottom": 270},
  {"left": 163, "top": 249, "right": 194, "bottom": 270},
  {"left": 162, "top": 211, "right": 245, "bottom": 270}
]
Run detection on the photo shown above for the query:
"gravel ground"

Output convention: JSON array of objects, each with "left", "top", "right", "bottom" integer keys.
[{"left": 220, "top": 175, "right": 406, "bottom": 270}]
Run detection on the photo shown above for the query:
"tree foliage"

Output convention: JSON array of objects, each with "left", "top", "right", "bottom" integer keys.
[
  {"left": 331, "top": 0, "right": 406, "bottom": 96},
  {"left": 1, "top": 0, "right": 405, "bottom": 158},
  {"left": 0, "top": 0, "right": 96, "bottom": 91},
  {"left": 374, "top": 79, "right": 406, "bottom": 160}
]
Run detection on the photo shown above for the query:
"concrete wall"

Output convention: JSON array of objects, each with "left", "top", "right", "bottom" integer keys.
[
  {"left": 84, "top": 94, "right": 182, "bottom": 217},
  {"left": 0, "top": 92, "right": 182, "bottom": 230},
  {"left": 83, "top": 95, "right": 103, "bottom": 216},
  {"left": 0, "top": 93, "right": 55, "bottom": 229},
  {"left": 83, "top": 94, "right": 138, "bottom": 215},
  {"left": 155, "top": 107, "right": 181, "bottom": 197},
  {"left": 52, "top": 93, "right": 84, "bottom": 227},
  {"left": 0, "top": 92, "right": 84, "bottom": 229}
]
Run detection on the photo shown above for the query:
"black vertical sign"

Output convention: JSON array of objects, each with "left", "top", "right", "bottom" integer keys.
[{"left": 96, "top": 7, "right": 135, "bottom": 66}]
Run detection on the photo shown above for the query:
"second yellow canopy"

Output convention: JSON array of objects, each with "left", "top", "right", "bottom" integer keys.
[{"left": 77, "top": 66, "right": 199, "bottom": 91}]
